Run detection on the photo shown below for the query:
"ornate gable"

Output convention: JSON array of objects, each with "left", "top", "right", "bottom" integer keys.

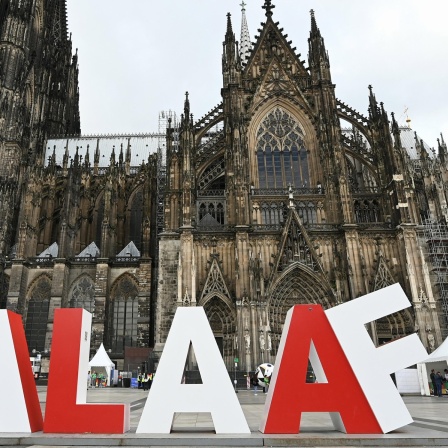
[
  {"left": 199, "top": 255, "right": 232, "bottom": 303},
  {"left": 372, "top": 255, "right": 395, "bottom": 291},
  {"left": 252, "top": 58, "right": 314, "bottom": 116},
  {"left": 244, "top": 18, "right": 310, "bottom": 91},
  {"left": 271, "top": 206, "right": 325, "bottom": 276}
]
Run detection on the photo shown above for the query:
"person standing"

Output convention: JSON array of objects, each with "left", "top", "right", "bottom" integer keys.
[
  {"left": 138, "top": 373, "right": 143, "bottom": 389},
  {"left": 430, "top": 369, "right": 436, "bottom": 395},
  {"left": 435, "top": 371, "right": 444, "bottom": 397},
  {"left": 87, "top": 371, "right": 92, "bottom": 389},
  {"left": 91, "top": 371, "right": 97, "bottom": 388},
  {"left": 251, "top": 372, "right": 259, "bottom": 395},
  {"left": 263, "top": 374, "right": 270, "bottom": 394},
  {"left": 142, "top": 374, "right": 149, "bottom": 391}
]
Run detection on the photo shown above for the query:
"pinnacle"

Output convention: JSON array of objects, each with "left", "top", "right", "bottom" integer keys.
[{"left": 262, "top": 0, "right": 275, "bottom": 18}]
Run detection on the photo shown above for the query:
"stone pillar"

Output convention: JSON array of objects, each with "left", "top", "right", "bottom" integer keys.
[
  {"left": 94, "top": 259, "right": 109, "bottom": 351},
  {"left": 154, "top": 232, "right": 180, "bottom": 361},
  {"left": 136, "top": 259, "right": 152, "bottom": 347}
]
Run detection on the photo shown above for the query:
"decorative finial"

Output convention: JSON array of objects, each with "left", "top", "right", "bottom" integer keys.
[
  {"left": 240, "top": 0, "right": 246, "bottom": 11},
  {"left": 310, "top": 9, "right": 318, "bottom": 34},
  {"left": 262, "top": 0, "right": 275, "bottom": 18}
]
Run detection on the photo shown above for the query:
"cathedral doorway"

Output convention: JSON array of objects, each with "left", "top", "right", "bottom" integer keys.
[
  {"left": 202, "top": 294, "right": 236, "bottom": 369},
  {"left": 268, "top": 264, "right": 335, "bottom": 355}
]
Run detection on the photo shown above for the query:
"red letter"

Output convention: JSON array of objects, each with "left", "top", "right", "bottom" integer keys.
[
  {"left": 260, "top": 305, "right": 381, "bottom": 434},
  {"left": 44, "top": 309, "right": 129, "bottom": 433}
]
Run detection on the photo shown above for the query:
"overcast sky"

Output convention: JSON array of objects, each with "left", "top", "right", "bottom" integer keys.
[{"left": 66, "top": 1, "right": 448, "bottom": 147}]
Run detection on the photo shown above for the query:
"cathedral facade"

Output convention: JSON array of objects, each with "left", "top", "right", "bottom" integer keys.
[{"left": 1, "top": 0, "right": 447, "bottom": 372}]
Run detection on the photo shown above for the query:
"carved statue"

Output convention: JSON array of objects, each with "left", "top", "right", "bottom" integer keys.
[
  {"left": 244, "top": 329, "right": 251, "bottom": 353},
  {"left": 259, "top": 331, "right": 265, "bottom": 351},
  {"left": 427, "top": 330, "right": 435, "bottom": 352}
]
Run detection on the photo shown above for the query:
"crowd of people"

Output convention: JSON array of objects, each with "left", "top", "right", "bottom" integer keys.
[
  {"left": 137, "top": 373, "right": 154, "bottom": 391},
  {"left": 87, "top": 370, "right": 107, "bottom": 388}
]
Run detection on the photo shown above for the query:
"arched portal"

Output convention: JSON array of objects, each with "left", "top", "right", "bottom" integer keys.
[
  {"left": 268, "top": 264, "right": 335, "bottom": 354},
  {"left": 202, "top": 295, "right": 236, "bottom": 369}
]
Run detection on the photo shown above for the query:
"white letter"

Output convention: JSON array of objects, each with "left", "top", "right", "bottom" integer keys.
[
  {"left": 0, "top": 311, "right": 43, "bottom": 432},
  {"left": 325, "top": 284, "right": 428, "bottom": 433},
  {"left": 136, "top": 307, "right": 250, "bottom": 434}
]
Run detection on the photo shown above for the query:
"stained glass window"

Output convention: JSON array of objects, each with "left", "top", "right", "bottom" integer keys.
[{"left": 257, "top": 108, "right": 309, "bottom": 188}]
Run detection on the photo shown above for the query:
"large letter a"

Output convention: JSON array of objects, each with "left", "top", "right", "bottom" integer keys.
[
  {"left": 137, "top": 307, "right": 249, "bottom": 434},
  {"left": 259, "top": 305, "right": 381, "bottom": 434}
]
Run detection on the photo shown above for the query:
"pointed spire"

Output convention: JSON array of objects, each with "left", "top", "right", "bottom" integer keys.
[
  {"left": 119, "top": 143, "right": 124, "bottom": 166},
  {"left": 391, "top": 112, "right": 400, "bottom": 138},
  {"left": 308, "top": 9, "right": 331, "bottom": 83},
  {"left": 222, "top": 13, "right": 241, "bottom": 85},
  {"left": 184, "top": 91, "right": 190, "bottom": 118},
  {"left": 94, "top": 139, "right": 100, "bottom": 166},
  {"left": 63, "top": 141, "right": 69, "bottom": 170},
  {"left": 239, "top": 1, "right": 252, "bottom": 65},
  {"left": 84, "top": 144, "right": 90, "bottom": 168},
  {"left": 110, "top": 145, "right": 116, "bottom": 166},
  {"left": 415, "top": 132, "right": 428, "bottom": 160},
  {"left": 438, "top": 137, "right": 447, "bottom": 166},
  {"left": 262, "top": 0, "right": 275, "bottom": 18},
  {"left": 125, "top": 138, "right": 132, "bottom": 165},
  {"left": 368, "top": 85, "right": 380, "bottom": 121},
  {"left": 74, "top": 146, "right": 79, "bottom": 167},
  {"left": 310, "top": 9, "right": 319, "bottom": 36}
]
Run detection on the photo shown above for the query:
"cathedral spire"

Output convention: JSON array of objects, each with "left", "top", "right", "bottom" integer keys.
[
  {"left": 222, "top": 13, "right": 241, "bottom": 86},
  {"left": 239, "top": 1, "right": 252, "bottom": 65},
  {"left": 310, "top": 9, "right": 319, "bottom": 36},
  {"left": 308, "top": 9, "right": 331, "bottom": 83},
  {"left": 368, "top": 85, "right": 381, "bottom": 121}
]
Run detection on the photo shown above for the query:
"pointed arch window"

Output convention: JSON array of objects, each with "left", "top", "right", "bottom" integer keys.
[
  {"left": 25, "top": 276, "right": 51, "bottom": 353},
  {"left": 257, "top": 108, "right": 309, "bottom": 188},
  {"left": 70, "top": 276, "right": 95, "bottom": 313},
  {"left": 110, "top": 275, "right": 139, "bottom": 354}
]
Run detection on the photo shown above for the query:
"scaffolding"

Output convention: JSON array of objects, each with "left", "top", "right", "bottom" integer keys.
[{"left": 423, "top": 219, "right": 448, "bottom": 338}]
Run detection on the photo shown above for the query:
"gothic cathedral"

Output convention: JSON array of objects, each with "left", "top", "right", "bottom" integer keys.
[{"left": 1, "top": 0, "right": 447, "bottom": 372}]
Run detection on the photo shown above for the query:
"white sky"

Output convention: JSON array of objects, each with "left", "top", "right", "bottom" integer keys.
[{"left": 67, "top": 1, "right": 448, "bottom": 147}]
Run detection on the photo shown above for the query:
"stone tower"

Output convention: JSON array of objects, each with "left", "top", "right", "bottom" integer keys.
[{"left": 0, "top": 0, "right": 80, "bottom": 259}]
